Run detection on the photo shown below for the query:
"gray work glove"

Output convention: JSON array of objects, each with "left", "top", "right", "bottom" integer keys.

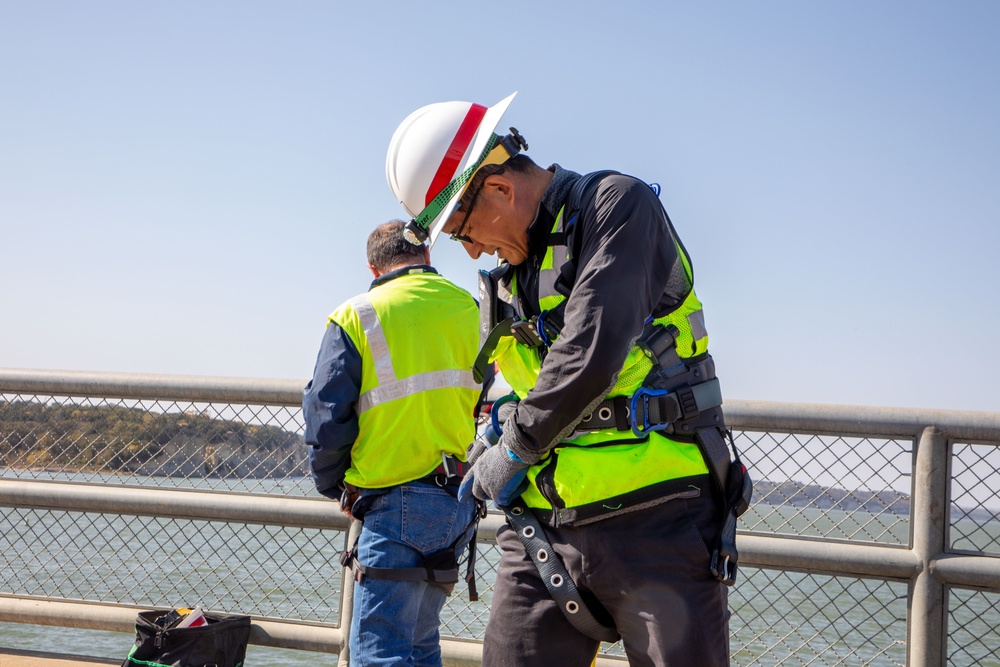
[
  {"left": 457, "top": 440, "right": 529, "bottom": 507},
  {"left": 458, "top": 395, "right": 536, "bottom": 506}
]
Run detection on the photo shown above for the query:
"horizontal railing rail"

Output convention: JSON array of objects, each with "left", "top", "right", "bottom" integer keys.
[{"left": 2, "top": 368, "right": 999, "bottom": 666}]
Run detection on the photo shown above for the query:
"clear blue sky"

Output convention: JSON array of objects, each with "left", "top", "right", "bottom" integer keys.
[{"left": 2, "top": 1, "right": 998, "bottom": 412}]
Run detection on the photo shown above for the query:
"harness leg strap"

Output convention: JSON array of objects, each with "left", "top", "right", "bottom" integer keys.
[
  {"left": 695, "top": 426, "right": 753, "bottom": 587},
  {"left": 695, "top": 426, "right": 731, "bottom": 493},
  {"left": 504, "top": 498, "right": 620, "bottom": 643},
  {"left": 341, "top": 502, "right": 486, "bottom": 599},
  {"left": 711, "top": 510, "right": 739, "bottom": 586}
]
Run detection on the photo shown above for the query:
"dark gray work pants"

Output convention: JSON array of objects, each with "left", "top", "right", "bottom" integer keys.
[{"left": 482, "top": 492, "right": 731, "bottom": 667}]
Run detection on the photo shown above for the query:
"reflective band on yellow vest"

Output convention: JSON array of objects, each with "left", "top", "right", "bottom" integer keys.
[
  {"left": 537, "top": 208, "right": 570, "bottom": 313},
  {"left": 333, "top": 272, "right": 480, "bottom": 488},
  {"left": 348, "top": 293, "right": 480, "bottom": 414}
]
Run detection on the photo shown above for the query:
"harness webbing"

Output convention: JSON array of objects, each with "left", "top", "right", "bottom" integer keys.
[
  {"left": 575, "top": 377, "right": 723, "bottom": 434},
  {"left": 504, "top": 498, "right": 620, "bottom": 643},
  {"left": 340, "top": 495, "right": 486, "bottom": 601}
]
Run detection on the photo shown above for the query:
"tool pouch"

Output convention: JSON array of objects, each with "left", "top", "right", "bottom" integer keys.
[{"left": 122, "top": 609, "right": 251, "bottom": 667}]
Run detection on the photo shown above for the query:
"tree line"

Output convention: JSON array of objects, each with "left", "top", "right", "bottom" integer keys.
[{"left": 0, "top": 399, "right": 302, "bottom": 472}]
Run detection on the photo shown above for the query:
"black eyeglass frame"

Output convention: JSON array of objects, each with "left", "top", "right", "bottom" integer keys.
[{"left": 449, "top": 166, "right": 505, "bottom": 244}]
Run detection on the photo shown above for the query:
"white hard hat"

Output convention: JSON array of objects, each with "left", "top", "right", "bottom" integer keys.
[{"left": 386, "top": 92, "right": 524, "bottom": 246}]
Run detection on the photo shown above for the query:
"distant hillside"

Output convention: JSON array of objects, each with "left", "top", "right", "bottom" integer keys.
[
  {"left": 0, "top": 400, "right": 307, "bottom": 478},
  {"left": 752, "top": 479, "right": 910, "bottom": 513},
  {"left": 753, "top": 478, "right": 998, "bottom": 523}
]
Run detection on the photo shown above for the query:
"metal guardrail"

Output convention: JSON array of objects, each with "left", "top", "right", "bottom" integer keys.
[{"left": 2, "top": 368, "right": 999, "bottom": 666}]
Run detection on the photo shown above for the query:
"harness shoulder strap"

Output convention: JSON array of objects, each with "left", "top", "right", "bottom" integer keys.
[
  {"left": 561, "top": 170, "right": 619, "bottom": 247},
  {"left": 536, "top": 170, "right": 620, "bottom": 333}
]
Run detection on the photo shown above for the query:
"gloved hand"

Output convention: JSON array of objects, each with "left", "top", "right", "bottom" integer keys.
[
  {"left": 457, "top": 442, "right": 529, "bottom": 506},
  {"left": 465, "top": 421, "right": 500, "bottom": 468}
]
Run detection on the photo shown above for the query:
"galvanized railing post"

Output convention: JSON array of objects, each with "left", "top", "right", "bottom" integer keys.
[
  {"left": 338, "top": 518, "right": 362, "bottom": 666},
  {"left": 908, "top": 425, "right": 949, "bottom": 667}
]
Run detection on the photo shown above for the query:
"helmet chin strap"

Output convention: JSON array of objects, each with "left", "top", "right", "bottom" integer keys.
[{"left": 403, "top": 128, "right": 528, "bottom": 246}]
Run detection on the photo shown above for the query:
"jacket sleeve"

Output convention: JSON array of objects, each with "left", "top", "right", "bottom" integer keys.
[
  {"left": 505, "top": 174, "right": 681, "bottom": 459},
  {"left": 302, "top": 321, "right": 363, "bottom": 499}
]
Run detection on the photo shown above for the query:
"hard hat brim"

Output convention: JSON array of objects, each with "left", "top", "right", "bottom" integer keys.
[{"left": 425, "top": 92, "right": 517, "bottom": 247}]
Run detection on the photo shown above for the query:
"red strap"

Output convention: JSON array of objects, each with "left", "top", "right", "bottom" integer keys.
[{"left": 425, "top": 103, "right": 487, "bottom": 206}]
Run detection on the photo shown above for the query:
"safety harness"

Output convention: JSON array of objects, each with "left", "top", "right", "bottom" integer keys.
[
  {"left": 339, "top": 456, "right": 487, "bottom": 601},
  {"left": 474, "top": 172, "right": 753, "bottom": 640}
]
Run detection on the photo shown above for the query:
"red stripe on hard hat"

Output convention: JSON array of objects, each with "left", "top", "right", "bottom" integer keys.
[{"left": 425, "top": 103, "right": 487, "bottom": 206}]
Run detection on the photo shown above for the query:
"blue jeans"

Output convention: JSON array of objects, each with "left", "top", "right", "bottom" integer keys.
[{"left": 349, "top": 483, "right": 477, "bottom": 667}]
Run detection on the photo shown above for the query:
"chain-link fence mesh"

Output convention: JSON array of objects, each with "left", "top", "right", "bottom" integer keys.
[
  {"left": 736, "top": 430, "right": 912, "bottom": 544},
  {"left": 0, "top": 507, "right": 345, "bottom": 623},
  {"left": 0, "top": 394, "right": 312, "bottom": 495},
  {"left": 948, "top": 588, "right": 1000, "bottom": 666},
  {"left": 950, "top": 442, "right": 1000, "bottom": 555},
  {"left": 731, "top": 569, "right": 908, "bottom": 666},
  {"left": 2, "top": 391, "right": 999, "bottom": 665}
]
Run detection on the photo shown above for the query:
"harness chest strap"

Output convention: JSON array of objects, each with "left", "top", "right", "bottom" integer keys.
[{"left": 472, "top": 316, "right": 553, "bottom": 383}]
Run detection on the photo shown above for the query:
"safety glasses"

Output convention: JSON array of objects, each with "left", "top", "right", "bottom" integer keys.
[
  {"left": 450, "top": 166, "right": 504, "bottom": 244},
  {"left": 449, "top": 181, "right": 484, "bottom": 243}
]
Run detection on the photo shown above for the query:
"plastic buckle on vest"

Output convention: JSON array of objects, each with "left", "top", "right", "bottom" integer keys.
[{"left": 630, "top": 387, "right": 671, "bottom": 438}]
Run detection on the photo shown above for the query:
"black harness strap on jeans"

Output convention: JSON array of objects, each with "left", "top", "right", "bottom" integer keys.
[
  {"left": 341, "top": 546, "right": 460, "bottom": 585},
  {"left": 340, "top": 495, "right": 486, "bottom": 601}
]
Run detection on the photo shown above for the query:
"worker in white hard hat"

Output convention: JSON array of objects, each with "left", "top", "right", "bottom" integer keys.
[{"left": 386, "top": 93, "right": 750, "bottom": 667}]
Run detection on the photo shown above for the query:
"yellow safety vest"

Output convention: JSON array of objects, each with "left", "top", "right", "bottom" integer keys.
[
  {"left": 331, "top": 271, "right": 481, "bottom": 489},
  {"left": 492, "top": 206, "right": 711, "bottom": 517}
]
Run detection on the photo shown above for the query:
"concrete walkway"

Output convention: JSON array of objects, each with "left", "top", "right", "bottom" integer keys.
[{"left": 0, "top": 648, "right": 120, "bottom": 666}]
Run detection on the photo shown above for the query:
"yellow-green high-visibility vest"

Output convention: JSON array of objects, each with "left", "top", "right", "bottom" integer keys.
[
  {"left": 330, "top": 270, "right": 481, "bottom": 489},
  {"left": 492, "top": 206, "right": 712, "bottom": 517}
]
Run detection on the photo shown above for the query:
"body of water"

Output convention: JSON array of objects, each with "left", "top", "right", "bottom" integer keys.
[{"left": 2, "top": 478, "right": 999, "bottom": 666}]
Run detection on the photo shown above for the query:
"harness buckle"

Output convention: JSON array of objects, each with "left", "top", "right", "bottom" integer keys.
[
  {"left": 440, "top": 452, "right": 459, "bottom": 478},
  {"left": 710, "top": 548, "right": 738, "bottom": 586},
  {"left": 510, "top": 320, "right": 544, "bottom": 348},
  {"left": 630, "top": 387, "right": 672, "bottom": 438}
]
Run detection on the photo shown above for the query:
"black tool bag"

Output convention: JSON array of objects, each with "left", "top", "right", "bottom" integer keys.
[{"left": 122, "top": 610, "right": 251, "bottom": 667}]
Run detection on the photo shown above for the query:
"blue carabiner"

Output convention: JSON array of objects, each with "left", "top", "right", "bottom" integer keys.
[
  {"left": 536, "top": 310, "right": 552, "bottom": 349},
  {"left": 630, "top": 386, "right": 670, "bottom": 438},
  {"left": 491, "top": 393, "right": 520, "bottom": 437}
]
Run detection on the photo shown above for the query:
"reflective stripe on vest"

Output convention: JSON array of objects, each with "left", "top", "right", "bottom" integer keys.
[
  {"left": 537, "top": 209, "right": 570, "bottom": 313},
  {"left": 348, "top": 293, "right": 481, "bottom": 415}
]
